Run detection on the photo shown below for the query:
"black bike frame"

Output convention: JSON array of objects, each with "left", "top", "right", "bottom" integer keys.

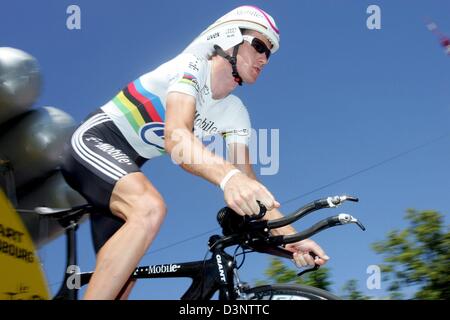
[
  {"left": 51, "top": 195, "right": 363, "bottom": 300},
  {"left": 80, "top": 240, "right": 238, "bottom": 300}
]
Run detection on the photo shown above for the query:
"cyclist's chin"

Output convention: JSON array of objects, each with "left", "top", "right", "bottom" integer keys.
[{"left": 242, "top": 74, "right": 258, "bottom": 84}]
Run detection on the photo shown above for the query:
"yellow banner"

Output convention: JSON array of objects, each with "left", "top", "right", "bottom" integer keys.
[{"left": 0, "top": 190, "right": 50, "bottom": 300}]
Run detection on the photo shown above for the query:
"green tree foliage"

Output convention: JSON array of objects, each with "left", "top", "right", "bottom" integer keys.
[
  {"left": 341, "top": 279, "right": 371, "bottom": 300},
  {"left": 262, "top": 257, "right": 332, "bottom": 291},
  {"left": 372, "top": 209, "right": 449, "bottom": 299},
  {"left": 259, "top": 209, "right": 448, "bottom": 299}
]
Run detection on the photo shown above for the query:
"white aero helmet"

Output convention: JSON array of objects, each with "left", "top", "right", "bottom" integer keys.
[
  {"left": 184, "top": 5, "right": 280, "bottom": 57},
  {"left": 204, "top": 5, "right": 280, "bottom": 53},
  {"left": 183, "top": 6, "right": 280, "bottom": 85}
]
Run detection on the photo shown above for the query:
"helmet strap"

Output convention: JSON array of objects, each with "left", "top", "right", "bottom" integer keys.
[{"left": 214, "top": 44, "right": 243, "bottom": 86}]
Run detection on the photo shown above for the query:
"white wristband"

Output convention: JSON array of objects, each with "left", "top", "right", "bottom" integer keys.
[{"left": 220, "top": 169, "right": 241, "bottom": 191}]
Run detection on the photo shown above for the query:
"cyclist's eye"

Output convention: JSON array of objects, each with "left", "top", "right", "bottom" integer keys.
[
  {"left": 251, "top": 39, "right": 270, "bottom": 59},
  {"left": 252, "top": 40, "right": 265, "bottom": 53}
]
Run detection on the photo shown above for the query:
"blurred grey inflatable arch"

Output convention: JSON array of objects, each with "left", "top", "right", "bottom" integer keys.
[
  {"left": 0, "top": 106, "right": 76, "bottom": 187},
  {"left": 2, "top": 107, "right": 88, "bottom": 247},
  {"left": 0, "top": 47, "right": 88, "bottom": 248},
  {"left": 0, "top": 47, "right": 41, "bottom": 125},
  {"left": 18, "top": 171, "right": 87, "bottom": 248}
]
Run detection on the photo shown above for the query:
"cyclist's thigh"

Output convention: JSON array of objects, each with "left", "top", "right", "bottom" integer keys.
[
  {"left": 61, "top": 109, "right": 146, "bottom": 252},
  {"left": 90, "top": 172, "right": 165, "bottom": 254}
]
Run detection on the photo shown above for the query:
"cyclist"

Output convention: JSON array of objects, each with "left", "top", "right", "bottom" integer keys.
[{"left": 61, "top": 5, "right": 330, "bottom": 300}]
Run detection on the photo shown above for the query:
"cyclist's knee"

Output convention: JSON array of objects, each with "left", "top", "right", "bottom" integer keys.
[
  {"left": 132, "top": 195, "right": 167, "bottom": 226},
  {"left": 113, "top": 192, "right": 166, "bottom": 224},
  {"left": 110, "top": 174, "right": 167, "bottom": 225}
]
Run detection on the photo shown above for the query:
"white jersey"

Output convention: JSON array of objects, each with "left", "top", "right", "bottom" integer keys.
[{"left": 100, "top": 53, "right": 251, "bottom": 159}]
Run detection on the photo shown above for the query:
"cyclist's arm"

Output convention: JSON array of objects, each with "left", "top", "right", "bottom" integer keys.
[
  {"left": 165, "top": 92, "right": 237, "bottom": 186},
  {"left": 229, "top": 143, "right": 329, "bottom": 265},
  {"left": 227, "top": 142, "right": 296, "bottom": 236},
  {"left": 165, "top": 99, "right": 278, "bottom": 216}
]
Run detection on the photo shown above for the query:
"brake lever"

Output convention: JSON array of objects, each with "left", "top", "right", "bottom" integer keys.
[
  {"left": 342, "top": 195, "right": 359, "bottom": 202},
  {"left": 247, "top": 201, "right": 267, "bottom": 221},
  {"left": 296, "top": 252, "right": 320, "bottom": 277},
  {"left": 297, "top": 265, "right": 320, "bottom": 277},
  {"left": 294, "top": 212, "right": 362, "bottom": 277},
  {"left": 338, "top": 213, "right": 366, "bottom": 231}
]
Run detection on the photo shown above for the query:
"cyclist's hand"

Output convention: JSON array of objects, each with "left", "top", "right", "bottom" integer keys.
[
  {"left": 223, "top": 172, "right": 280, "bottom": 216},
  {"left": 285, "top": 239, "right": 330, "bottom": 268}
]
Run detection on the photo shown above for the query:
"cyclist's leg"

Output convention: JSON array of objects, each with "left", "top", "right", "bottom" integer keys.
[
  {"left": 89, "top": 212, "right": 137, "bottom": 299},
  {"left": 61, "top": 110, "right": 163, "bottom": 299},
  {"left": 84, "top": 172, "right": 166, "bottom": 299},
  {"left": 116, "top": 278, "right": 136, "bottom": 300}
]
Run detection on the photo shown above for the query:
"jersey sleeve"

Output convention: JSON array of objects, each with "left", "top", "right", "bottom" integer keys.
[
  {"left": 221, "top": 96, "right": 252, "bottom": 146},
  {"left": 166, "top": 54, "right": 207, "bottom": 99}
]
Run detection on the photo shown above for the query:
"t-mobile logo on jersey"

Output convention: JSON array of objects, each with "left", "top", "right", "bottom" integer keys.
[{"left": 194, "top": 111, "right": 218, "bottom": 135}]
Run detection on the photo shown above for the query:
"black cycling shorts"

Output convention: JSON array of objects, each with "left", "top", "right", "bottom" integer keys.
[{"left": 61, "top": 109, "right": 147, "bottom": 252}]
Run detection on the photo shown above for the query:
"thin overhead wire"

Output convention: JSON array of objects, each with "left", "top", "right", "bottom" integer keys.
[
  {"left": 145, "top": 132, "right": 450, "bottom": 253},
  {"left": 43, "top": 131, "right": 450, "bottom": 288}
]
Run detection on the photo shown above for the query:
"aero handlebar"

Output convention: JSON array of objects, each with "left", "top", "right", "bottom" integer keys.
[{"left": 215, "top": 195, "right": 365, "bottom": 259}]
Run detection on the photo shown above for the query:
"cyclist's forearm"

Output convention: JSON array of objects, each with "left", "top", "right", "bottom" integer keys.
[{"left": 165, "top": 128, "right": 236, "bottom": 185}]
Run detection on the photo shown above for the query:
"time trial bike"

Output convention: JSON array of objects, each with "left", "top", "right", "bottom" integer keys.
[{"left": 24, "top": 194, "right": 365, "bottom": 300}]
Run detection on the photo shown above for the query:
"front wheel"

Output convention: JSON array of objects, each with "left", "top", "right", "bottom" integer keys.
[{"left": 242, "top": 284, "right": 341, "bottom": 300}]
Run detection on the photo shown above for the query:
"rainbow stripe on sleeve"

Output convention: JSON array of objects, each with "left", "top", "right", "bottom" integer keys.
[{"left": 112, "top": 79, "right": 166, "bottom": 133}]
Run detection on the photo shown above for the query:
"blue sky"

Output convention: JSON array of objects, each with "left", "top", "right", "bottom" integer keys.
[{"left": 2, "top": 0, "right": 449, "bottom": 299}]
